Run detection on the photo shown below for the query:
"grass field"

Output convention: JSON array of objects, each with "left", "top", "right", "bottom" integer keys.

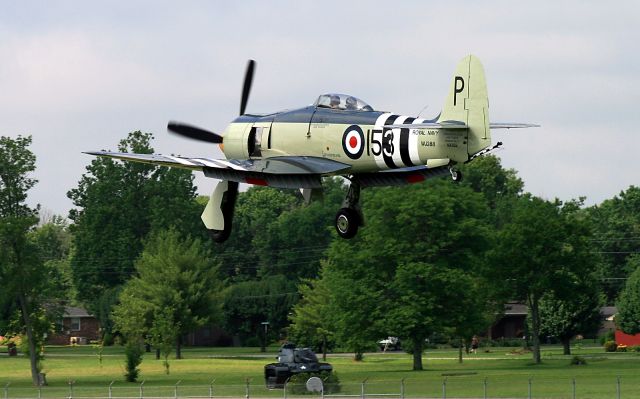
[{"left": 1, "top": 344, "right": 639, "bottom": 398}]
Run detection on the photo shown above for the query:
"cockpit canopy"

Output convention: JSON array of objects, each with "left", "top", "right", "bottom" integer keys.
[{"left": 315, "top": 93, "right": 374, "bottom": 111}]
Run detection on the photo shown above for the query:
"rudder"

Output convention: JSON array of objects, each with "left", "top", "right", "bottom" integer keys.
[{"left": 439, "top": 55, "right": 491, "bottom": 157}]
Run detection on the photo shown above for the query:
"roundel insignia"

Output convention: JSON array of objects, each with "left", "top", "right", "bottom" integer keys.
[{"left": 342, "top": 125, "right": 364, "bottom": 160}]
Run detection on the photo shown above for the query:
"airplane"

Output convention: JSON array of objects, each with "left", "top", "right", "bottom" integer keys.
[{"left": 86, "top": 55, "right": 538, "bottom": 243}]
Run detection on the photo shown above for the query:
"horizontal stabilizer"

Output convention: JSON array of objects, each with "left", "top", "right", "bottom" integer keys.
[{"left": 489, "top": 123, "right": 540, "bottom": 129}]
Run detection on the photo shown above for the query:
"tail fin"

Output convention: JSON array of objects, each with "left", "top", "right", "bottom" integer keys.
[{"left": 439, "top": 55, "right": 490, "bottom": 157}]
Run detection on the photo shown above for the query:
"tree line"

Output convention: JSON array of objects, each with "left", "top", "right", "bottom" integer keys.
[{"left": 2, "top": 132, "right": 640, "bottom": 384}]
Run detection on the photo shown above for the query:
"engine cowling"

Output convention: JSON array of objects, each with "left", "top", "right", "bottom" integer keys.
[{"left": 221, "top": 122, "right": 252, "bottom": 159}]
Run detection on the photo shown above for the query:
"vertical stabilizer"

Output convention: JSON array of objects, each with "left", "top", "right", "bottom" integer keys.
[{"left": 439, "top": 55, "right": 491, "bottom": 157}]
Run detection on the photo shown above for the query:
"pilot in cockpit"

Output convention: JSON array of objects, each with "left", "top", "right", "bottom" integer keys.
[
  {"left": 330, "top": 95, "right": 341, "bottom": 109},
  {"left": 346, "top": 96, "right": 357, "bottom": 110}
]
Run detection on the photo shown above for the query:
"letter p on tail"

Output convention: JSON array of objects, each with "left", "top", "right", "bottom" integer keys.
[{"left": 439, "top": 55, "right": 490, "bottom": 157}]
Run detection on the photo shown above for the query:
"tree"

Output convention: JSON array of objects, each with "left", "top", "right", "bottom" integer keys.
[
  {"left": 288, "top": 266, "right": 336, "bottom": 360},
  {"left": 68, "top": 131, "right": 202, "bottom": 335},
  {"left": 323, "top": 179, "right": 492, "bottom": 368},
  {"left": 588, "top": 186, "right": 640, "bottom": 302},
  {"left": 222, "top": 275, "right": 298, "bottom": 346},
  {"left": 113, "top": 229, "right": 221, "bottom": 362},
  {"left": 0, "top": 135, "right": 66, "bottom": 386},
  {"left": 538, "top": 278, "right": 603, "bottom": 355},
  {"left": 489, "top": 196, "right": 596, "bottom": 363},
  {"left": 616, "top": 255, "right": 640, "bottom": 335}
]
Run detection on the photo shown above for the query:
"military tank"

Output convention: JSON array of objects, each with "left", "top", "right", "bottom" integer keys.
[{"left": 264, "top": 343, "right": 333, "bottom": 388}]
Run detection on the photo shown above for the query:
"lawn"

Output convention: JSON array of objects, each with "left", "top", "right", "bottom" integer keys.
[{"left": 1, "top": 344, "right": 639, "bottom": 398}]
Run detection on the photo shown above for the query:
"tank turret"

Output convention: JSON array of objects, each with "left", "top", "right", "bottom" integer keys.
[{"left": 264, "top": 343, "right": 332, "bottom": 388}]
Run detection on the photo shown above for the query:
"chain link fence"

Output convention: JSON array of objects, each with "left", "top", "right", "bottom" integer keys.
[{"left": 1, "top": 376, "right": 636, "bottom": 399}]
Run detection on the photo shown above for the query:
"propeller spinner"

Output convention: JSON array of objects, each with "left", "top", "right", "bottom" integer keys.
[{"left": 167, "top": 59, "right": 256, "bottom": 144}]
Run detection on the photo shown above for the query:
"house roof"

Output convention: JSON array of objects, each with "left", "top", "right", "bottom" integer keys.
[
  {"left": 503, "top": 303, "right": 528, "bottom": 316},
  {"left": 63, "top": 306, "right": 94, "bottom": 318}
]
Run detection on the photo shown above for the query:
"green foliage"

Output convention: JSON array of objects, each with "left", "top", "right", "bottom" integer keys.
[
  {"left": 67, "top": 131, "right": 202, "bottom": 332},
  {"left": 123, "top": 340, "right": 143, "bottom": 382},
  {"left": 113, "top": 229, "right": 221, "bottom": 362},
  {"left": 616, "top": 256, "right": 640, "bottom": 334},
  {"left": 323, "top": 179, "right": 492, "bottom": 368},
  {"left": 288, "top": 267, "right": 335, "bottom": 356},
  {"left": 0, "top": 135, "right": 67, "bottom": 386},
  {"left": 603, "top": 341, "right": 617, "bottom": 352},
  {"left": 222, "top": 275, "right": 298, "bottom": 344},
  {"left": 587, "top": 186, "right": 640, "bottom": 301},
  {"left": 286, "top": 371, "right": 340, "bottom": 394},
  {"left": 149, "top": 307, "right": 178, "bottom": 374},
  {"left": 488, "top": 195, "right": 596, "bottom": 363}
]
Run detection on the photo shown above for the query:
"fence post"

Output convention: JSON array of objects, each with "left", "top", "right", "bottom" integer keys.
[
  {"left": 245, "top": 378, "right": 250, "bottom": 399},
  {"left": 442, "top": 377, "right": 447, "bottom": 399},
  {"left": 209, "top": 379, "right": 215, "bottom": 399},
  {"left": 361, "top": 378, "right": 368, "bottom": 399},
  {"left": 139, "top": 380, "right": 145, "bottom": 399},
  {"left": 38, "top": 384, "right": 42, "bottom": 399},
  {"left": 400, "top": 378, "right": 405, "bottom": 399},
  {"left": 483, "top": 377, "right": 487, "bottom": 399},
  {"left": 616, "top": 376, "right": 621, "bottom": 399},
  {"left": 572, "top": 378, "right": 576, "bottom": 399},
  {"left": 283, "top": 380, "right": 287, "bottom": 399},
  {"left": 174, "top": 380, "right": 181, "bottom": 398},
  {"left": 4, "top": 383, "right": 8, "bottom": 399},
  {"left": 68, "top": 380, "right": 74, "bottom": 399},
  {"left": 109, "top": 381, "right": 114, "bottom": 399},
  {"left": 528, "top": 377, "right": 532, "bottom": 399}
]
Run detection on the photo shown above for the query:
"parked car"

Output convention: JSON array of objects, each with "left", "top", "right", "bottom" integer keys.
[{"left": 378, "top": 337, "right": 401, "bottom": 351}]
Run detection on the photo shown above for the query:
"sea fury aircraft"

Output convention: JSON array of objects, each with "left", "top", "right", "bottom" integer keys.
[{"left": 87, "top": 55, "right": 537, "bottom": 243}]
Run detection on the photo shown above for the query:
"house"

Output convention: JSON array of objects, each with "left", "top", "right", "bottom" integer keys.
[
  {"left": 47, "top": 306, "right": 100, "bottom": 345},
  {"left": 487, "top": 303, "right": 527, "bottom": 339}
]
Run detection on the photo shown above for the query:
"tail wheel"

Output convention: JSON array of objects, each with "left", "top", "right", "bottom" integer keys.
[{"left": 335, "top": 208, "right": 360, "bottom": 239}]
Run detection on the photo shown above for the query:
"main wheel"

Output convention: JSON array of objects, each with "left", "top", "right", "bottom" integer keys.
[
  {"left": 335, "top": 208, "right": 360, "bottom": 239},
  {"left": 450, "top": 168, "right": 463, "bottom": 182}
]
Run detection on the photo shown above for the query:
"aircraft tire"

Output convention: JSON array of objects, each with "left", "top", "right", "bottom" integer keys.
[
  {"left": 335, "top": 208, "right": 359, "bottom": 239},
  {"left": 450, "top": 169, "right": 463, "bottom": 182},
  {"left": 209, "top": 229, "right": 231, "bottom": 243}
]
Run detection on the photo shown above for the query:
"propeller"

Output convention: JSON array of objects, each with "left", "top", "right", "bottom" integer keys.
[
  {"left": 240, "top": 59, "right": 255, "bottom": 116},
  {"left": 167, "top": 121, "right": 223, "bottom": 144},
  {"left": 168, "top": 59, "right": 256, "bottom": 144}
]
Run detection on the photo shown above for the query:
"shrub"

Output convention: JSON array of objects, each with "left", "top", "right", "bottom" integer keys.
[
  {"left": 629, "top": 345, "right": 640, "bottom": 352},
  {"left": 286, "top": 371, "right": 340, "bottom": 395},
  {"left": 124, "top": 341, "right": 143, "bottom": 382},
  {"left": 604, "top": 341, "right": 617, "bottom": 352},
  {"left": 570, "top": 355, "right": 587, "bottom": 365},
  {"left": 616, "top": 344, "right": 628, "bottom": 352}
]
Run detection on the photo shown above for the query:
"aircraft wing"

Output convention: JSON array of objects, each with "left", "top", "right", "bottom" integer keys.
[
  {"left": 84, "top": 151, "right": 352, "bottom": 189},
  {"left": 355, "top": 165, "right": 450, "bottom": 187}
]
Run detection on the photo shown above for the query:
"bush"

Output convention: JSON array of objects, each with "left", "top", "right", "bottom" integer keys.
[
  {"left": 603, "top": 341, "right": 617, "bottom": 352},
  {"left": 286, "top": 371, "right": 340, "bottom": 395},
  {"left": 629, "top": 345, "right": 640, "bottom": 352},
  {"left": 124, "top": 341, "right": 143, "bottom": 382},
  {"left": 599, "top": 331, "right": 615, "bottom": 345},
  {"left": 570, "top": 355, "right": 587, "bottom": 365}
]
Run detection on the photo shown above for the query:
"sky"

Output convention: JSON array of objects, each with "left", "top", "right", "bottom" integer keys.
[{"left": 1, "top": 1, "right": 639, "bottom": 217}]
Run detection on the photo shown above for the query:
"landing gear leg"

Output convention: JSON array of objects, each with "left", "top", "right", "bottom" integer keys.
[
  {"left": 449, "top": 167, "right": 463, "bottom": 182},
  {"left": 335, "top": 179, "right": 363, "bottom": 239}
]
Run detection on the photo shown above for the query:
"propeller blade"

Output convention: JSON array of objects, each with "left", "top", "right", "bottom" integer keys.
[
  {"left": 240, "top": 59, "right": 255, "bottom": 116},
  {"left": 167, "top": 121, "right": 223, "bottom": 144}
]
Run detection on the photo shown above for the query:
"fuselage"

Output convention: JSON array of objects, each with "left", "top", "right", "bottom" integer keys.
[{"left": 221, "top": 104, "right": 476, "bottom": 174}]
